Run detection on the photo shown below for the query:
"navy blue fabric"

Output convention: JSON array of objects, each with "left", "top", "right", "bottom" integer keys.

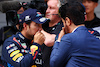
[
  {"left": 50, "top": 26, "right": 100, "bottom": 67},
  {"left": 19, "top": 8, "right": 49, "bottom": 24},
  {"left": 1, "top": 32, "right": 43, "bottom": 67}
]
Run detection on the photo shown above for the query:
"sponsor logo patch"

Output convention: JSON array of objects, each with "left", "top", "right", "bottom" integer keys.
[
  {"left": 21, "top": 43, "right": 27, "bottom": 49},
  {"left": 19, "top": 34, "right": 25, "bottom": 40},
  {"left": 36, "top": 12, "right": 42, "bottom": 17},
  {"left": 10, "top": 50, "right": 20, "bottom": 57},
  {"left": 30, "top": 45, "right": 38, "bottom": 55},
  {"left": 16, "top": 56, "right": 24, "bottom": 62},
  {"left": 12, "top": 53, "right": 23, "bottom": 61},
  {"left": 31, "top": 65, "right": 37, "bottom": 67},
  {"left": 8, "top": 46, "right": 18, "bottom": 54},
  {"left": 6, "top": 43, "right": 15, "bottom": 50},
  {"left": 21, "top": 49, "right": 29, "bottom": 53},
  {"left": 25, "top": 16, "right": 31, "bottom": 21}
]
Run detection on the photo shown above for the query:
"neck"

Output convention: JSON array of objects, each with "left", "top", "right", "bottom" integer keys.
[
  {"left": 86, "top": 11, "right": 95, "bottom": 21},
  {"left": 49, "top": 18, "right": 61, "bottom": 27},
  {"left": 21, "top": 31, "right": 32, "bottom": 40}
]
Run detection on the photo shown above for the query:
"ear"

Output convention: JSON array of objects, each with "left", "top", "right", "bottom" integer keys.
[
  {"left": 95, "top": 3, "right": 98, "bottom": 8},
  {"left": 23, "top": 23, "right": 27, "bottom": 30},
  {"left": 65, "top": 17, "right": 71, "bottom": 26}
]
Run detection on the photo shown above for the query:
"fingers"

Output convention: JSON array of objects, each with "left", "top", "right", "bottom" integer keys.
[
  {"left": 57, "top": 28, "right": 65, "bottom": 41},
  {"left": 35, "top": 31, "right": 45, "bottom": 40},
  {"left": 62, "top": 27, "right": 65, "bottom": 33},
  {"left": 34, "top": 31, "right": 45, "bottom": 45}
]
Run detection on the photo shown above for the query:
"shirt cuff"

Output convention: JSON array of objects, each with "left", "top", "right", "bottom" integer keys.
[{"left": 55, "top": 40, "right": 60, "bottom": 43}]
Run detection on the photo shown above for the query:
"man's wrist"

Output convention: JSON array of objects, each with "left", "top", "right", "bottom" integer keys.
[{"left": 55, "top": 40, "right": 60, "bottom": 43}]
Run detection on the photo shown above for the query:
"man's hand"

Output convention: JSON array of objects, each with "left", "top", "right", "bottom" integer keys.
[
  {"left": 57, "top": 27, "right": 65, "bottom": 41},
  {"left": 34, "top": 31, "right": 45, "bottom": 45},
  {"left": 41, "top": 30, "right": 56, "bottom": 47}
]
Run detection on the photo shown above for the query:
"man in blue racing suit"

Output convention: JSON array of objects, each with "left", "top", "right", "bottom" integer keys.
[{"left": 1, "top": 8, "right": 49, "bottom": 67}]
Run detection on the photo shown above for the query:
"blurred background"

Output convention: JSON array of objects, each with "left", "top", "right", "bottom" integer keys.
[
  {"left": 95, "top": 0, "right": 100, "bottom": 18},
  {"left": 0, "top": 0, "right": 100, "bottom": 28}
]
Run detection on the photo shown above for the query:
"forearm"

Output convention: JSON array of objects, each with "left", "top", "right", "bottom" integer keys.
[
  {"left": 50, "top": 36, "right": 71, "bottom": 67},
  {"left": 41, "top": 30, "right": 56, "bottom": 47}
]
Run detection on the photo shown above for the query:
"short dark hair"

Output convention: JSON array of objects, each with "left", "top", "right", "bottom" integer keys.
[
  {"left": 59, "top": 2, "right": 85, "bottom": 25},
  {"left": 19, "top": 21, "right": 31, "bottom": 32}
]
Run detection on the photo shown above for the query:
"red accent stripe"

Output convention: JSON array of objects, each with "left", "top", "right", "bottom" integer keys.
[
  {"left": 31, "top": 40, "right": 34, "bottom": 44},
  {"left": 24, "top": 50, "right": 25, "bottom": 52},
  {"left": 33, "top": 51, "right": 38, "bottom": 60},
  {"left": 13, "top": 37, "right": 22, "bottom": 47},
  {"left": 91, "top": 31, "right": 94, "bottom": 34},
  {"left": 88, "top": 30, "right": 94, "bottom": 34}
]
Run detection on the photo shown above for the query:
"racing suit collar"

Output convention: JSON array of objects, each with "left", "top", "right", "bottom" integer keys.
[{"left": 17, "top": 32, "right": 32, "bottom": 45}]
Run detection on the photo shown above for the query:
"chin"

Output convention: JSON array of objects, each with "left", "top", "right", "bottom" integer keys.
[{"left": 85, "top": 10, "right": 90, "bottom": 14}]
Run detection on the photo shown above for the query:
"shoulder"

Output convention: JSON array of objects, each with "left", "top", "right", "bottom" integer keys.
[
  {"left": 61, "top": 27, "right": 88, "bottom": 41},
  {"left": 3, "top": 35, "right": 17, "bottom": 46},
  {"left": 2, "top": 36, "right": 16, "bottom": 50},
  {"left": 95, "top": 15, "right": 100, "bottom": 20},
  {"left": 4, "top": 35, "right": 15, "bottom": 41},
  {"left": 93, "top": 15, "right": 100, "bottom": 23},
  {"left": 2, "top": 35, "right": 22, "bottom": 54},
  {"left": 61, "top": 33, "right": 72, "bottom": 41}
]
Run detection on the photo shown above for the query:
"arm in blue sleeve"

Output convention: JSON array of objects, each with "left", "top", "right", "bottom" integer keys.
[
  {"left": 50, "top": 35, "right": 71, "bottom": 67},
  {"left": 2, "top": 41, "right": 41, "bottom": 67}
]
